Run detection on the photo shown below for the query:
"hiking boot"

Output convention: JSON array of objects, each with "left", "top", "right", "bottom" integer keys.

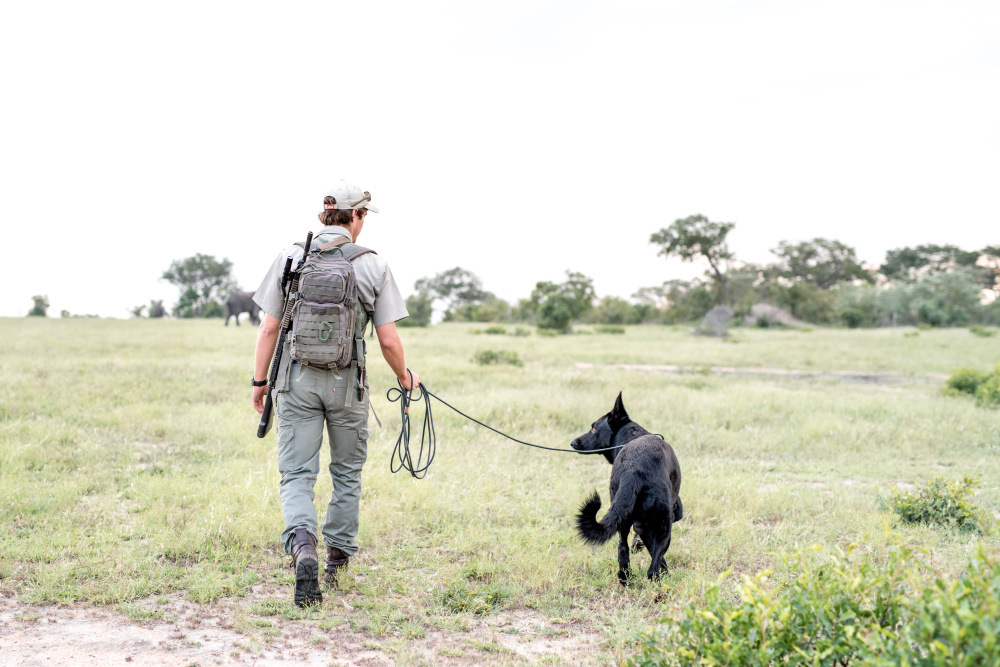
[
  {"left": 290, "top": 528, "right": 322, "bottom": 607},
  {"left": 325, "top": 546, "right": 350, "bottom": 586}
]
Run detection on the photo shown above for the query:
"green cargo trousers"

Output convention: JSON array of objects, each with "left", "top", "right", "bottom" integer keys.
[{"left": 274, "top": 361, "right": 369, "bottom": 556}]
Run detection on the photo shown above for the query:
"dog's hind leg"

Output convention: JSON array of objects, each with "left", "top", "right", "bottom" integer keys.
[{"left": 617, "top": 527, "right": 632, "bottom": 586}]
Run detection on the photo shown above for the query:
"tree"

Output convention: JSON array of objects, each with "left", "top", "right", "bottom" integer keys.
[
  {"left": 128, "top": 305, "right": 146, "bottom": 318},
  {"left": 148, "top": 300, "right": 165, "bottom": 318},
  {"left": 880, "top": 244, "right": 980, "bottom": 282},
  {"left": 161, "top": 254, "right": 238, "bottom": 318},
  {"left": 530, "top": 271, "right": 596, "bottom": 332},
  {"left": 28, "top": 295, "right": 49, "bottom": 317},
  {"left": 650, "top": 214, "right": 735, "bottom": 305},
  {"left": 414, "top": 268, "right": 488, "bottom": 309},
  {"left": 770, "top": 238, "right": 872, "bottom": 289},
  {"left": 398, "top": 292, "right": 433, "bottom": 327}
]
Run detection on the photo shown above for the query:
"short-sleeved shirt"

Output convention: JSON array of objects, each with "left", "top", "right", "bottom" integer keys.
[{"left": 254, "top": 226, "right": 409, "bottom": 328}]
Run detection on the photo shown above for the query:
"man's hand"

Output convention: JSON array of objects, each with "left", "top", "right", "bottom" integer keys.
[
  {"left": 252, "top": 385, "right": 269, "bottom": 414},
  {"left": 399, "top": 370, "right": 421, "bottom": 391}
]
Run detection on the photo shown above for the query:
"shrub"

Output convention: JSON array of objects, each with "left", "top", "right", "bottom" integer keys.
[
  {"left": 512, "top": 327, "right": 531, "bottom": 337},
  {"left": 473, "top": 349, "right": 522, "bottom": 367},
  {"left": 904, "top": 331, "right": 919, "bottom": 338},
  {"left": 888, "top": 476, "right": 982, "bottom": 532},
  {"left": 943, "top": 366, "right": 1000, "bottom": 408},
  {"left": 482, "top": 325, "right": 507, "bottom": 335},
  {"left": 976, "top": 372, "right": 1000, "bottom": 408},
  {"left": 632, "top": 538, "right": 1000, "bottom": 666},
  {"left": 537, "top": 328, "right": 560, "bottom": 337},
  {"left": 917, "top": 322, "right": 933, "bottom": 330},
  {"left": 943, "top": 368, "right": 988, "bottom": 397},
  {"left": 594, "top": 325, "right": 625, "bottom": 334},
  {"left": 970, "top": 325, "right": 997, "bottom": 338},
  {"left": 871, "top": 546, "right": 1000, "bottom": 665},
  {"left": 632, "top": 540, "right": 912, "bottom": 666}
]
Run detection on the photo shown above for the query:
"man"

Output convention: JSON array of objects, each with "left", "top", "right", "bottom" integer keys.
[{"left": 251, "top": 180, "right": 420, "bottom": 606}]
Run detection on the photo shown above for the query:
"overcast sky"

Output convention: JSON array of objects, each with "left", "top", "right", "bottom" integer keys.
[{"left": 1, "top": 0, "right": 997, "bottom": 318}]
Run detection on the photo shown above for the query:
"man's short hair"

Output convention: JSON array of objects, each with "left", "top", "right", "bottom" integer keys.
[{"left": 319, "top": 197, "right": 367, "bottom": 226}]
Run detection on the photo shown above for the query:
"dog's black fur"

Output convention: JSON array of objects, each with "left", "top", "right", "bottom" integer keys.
[{"left": 572, "top": 393, "right": 682, "bottom": 585}]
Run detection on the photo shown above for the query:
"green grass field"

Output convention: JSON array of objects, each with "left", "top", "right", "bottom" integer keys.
[{"left": 1, "top": 318, "right": 998, "bottom": 664}]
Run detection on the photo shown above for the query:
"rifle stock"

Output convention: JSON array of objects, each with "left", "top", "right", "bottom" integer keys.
[{"left": 256, "top": 233, "right": 312, "bottom": 438}]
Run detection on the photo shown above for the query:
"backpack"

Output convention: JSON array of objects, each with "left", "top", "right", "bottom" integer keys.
[{"left": 289, "top": 237, "right": 374, "bottom": 371}]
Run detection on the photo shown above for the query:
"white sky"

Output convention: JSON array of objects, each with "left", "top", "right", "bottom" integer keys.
[{"left": 1, "top": 0, "right": 997, "bottom": 318}]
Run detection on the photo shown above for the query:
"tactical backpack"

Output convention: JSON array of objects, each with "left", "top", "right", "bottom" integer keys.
[{"left": 289, "top": 237, "right": 374, "bottom": 382}]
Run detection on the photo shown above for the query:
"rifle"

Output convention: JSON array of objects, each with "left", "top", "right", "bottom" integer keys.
[{"left": 257, "top": 231, "right": 313, "bottom": 438}]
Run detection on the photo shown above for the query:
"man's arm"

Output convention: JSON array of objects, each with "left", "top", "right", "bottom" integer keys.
[
  {"left": 252, "top": 313, "right": 281, "bottom": 413},
  {"left": 376, "top": 321, "right": 420, "bottom": 390}
]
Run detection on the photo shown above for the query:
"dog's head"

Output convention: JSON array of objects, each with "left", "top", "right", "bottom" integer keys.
[{"left": 570, "top": 392, "right": 630, "bottom": 454}]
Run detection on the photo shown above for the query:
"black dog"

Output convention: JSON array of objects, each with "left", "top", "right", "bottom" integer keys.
[{"left": 572, "top": 393, "right": 682, "bottom": 585}]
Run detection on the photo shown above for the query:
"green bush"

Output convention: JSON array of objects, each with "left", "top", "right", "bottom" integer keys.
[
  {"left": 904, "top": 331, "right": 919, "bottom": 338},
  {"left": 537, "top": 328, "right": 560, "bottom": 337},
  {"left": 594, "top": 325, "right": 626, "bottom": 334},
  {"left": 632, "top": 538, "right": 1000, "bottom": 667},
  {"left": 870, "top": 545, "right": 1000, "bottom": 665},
  {"left": 943, "top": 368, "right": 988, "bottom": 397},
  {"left": 512, "top": 327, "right": 531, "bottom": 337},
  {"left": 917, "top": 322, "right": 933, "bottom": 330},
  {"left": 632, "top": 540, "right": 912, "bottom": 666},
  {"left": 482, "top": 325, "right": 507, "bottom": 335},
  {"left": 472, "top": 349, "right": 522, "bottom": 367},
  {"left": 888, "top": 476, "right": 982, "bottom": 532},
  {"left": 970, "top": 325, "right": 997, "bottom": 338},
  {"left": 943, "top": 366, "right": 1000, "bottom": 408},
  {"left": 976, "top": 372, "right": 1000, "bottom": 408}
]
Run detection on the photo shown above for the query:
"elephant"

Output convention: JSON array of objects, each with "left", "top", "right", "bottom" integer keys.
[{"left": 225, "top": 291, "right": 261, "bottom": 326}]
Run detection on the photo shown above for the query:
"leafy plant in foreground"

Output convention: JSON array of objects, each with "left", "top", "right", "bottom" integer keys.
[
  {"left": 633, "top": 537, "right": 1000, "bottom": 667},
  {"left": 631, "top": 540, "right": 913, "bottom": 667},
  {"left": 888, "top": 476, "right": 982, "bottom": 532}
]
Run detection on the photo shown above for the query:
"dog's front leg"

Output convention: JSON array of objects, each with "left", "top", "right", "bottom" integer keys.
[{"left": 617, "top": 527, "right": 631, "bottom": 586}]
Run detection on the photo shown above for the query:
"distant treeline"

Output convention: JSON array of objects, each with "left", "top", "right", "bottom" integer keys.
[{"left": 402, "top": 216, "right": 1000, "bottom": 330}]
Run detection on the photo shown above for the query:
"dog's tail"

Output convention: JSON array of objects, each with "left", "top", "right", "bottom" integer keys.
[{"left": 576, "top": 478, "right": 641, "bottom": 545}]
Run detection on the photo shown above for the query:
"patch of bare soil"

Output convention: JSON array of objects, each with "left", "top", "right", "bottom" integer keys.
[
  {"left": 575, "top": 362, "right": 948, "bottom": 384},
  {"left": 0, "top": 594, "right": 603, "bottom": 666}
]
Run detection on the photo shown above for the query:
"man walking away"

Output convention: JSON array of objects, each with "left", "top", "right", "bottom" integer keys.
[{"left": 251, "top": 180, "right": 421, "bottom": 606}]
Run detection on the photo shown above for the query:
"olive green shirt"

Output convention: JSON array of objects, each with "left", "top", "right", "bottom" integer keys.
[{"left": 254, "top": 226, "right": 409, "bottom": 327}]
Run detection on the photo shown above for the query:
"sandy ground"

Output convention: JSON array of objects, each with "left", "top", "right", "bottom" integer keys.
[{"left": 0, "top": 593, "right": 604, "bottom": 666}]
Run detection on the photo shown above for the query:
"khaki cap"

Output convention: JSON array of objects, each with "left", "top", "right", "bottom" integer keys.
[{"left": 324, "top": 180, "right": 379, "bottom": 213}]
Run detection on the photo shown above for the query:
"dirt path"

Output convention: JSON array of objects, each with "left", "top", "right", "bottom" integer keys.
[
  {"left": 575, "top": 362, "right": 948, "bottom": 384},
  {"left": 0, "top": 594, "right": 602, "bottom": 666}
]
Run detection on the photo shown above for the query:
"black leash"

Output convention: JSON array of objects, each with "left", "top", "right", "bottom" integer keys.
[{"left": 385, "top": 370, "right": 641, "bottom": 479}]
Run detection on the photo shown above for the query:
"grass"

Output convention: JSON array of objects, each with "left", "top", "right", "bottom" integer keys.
[{"left": 1, "top": 319, "right": 999, "bottom": 664}]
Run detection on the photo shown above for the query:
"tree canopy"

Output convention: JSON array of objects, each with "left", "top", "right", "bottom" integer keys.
[
  {"left": 413, "top": 267, "right": 491, "bottom": 315},
  {"left": 161, "top": 254, "right": 239, "bottom": 318},
  {"left": 530, "top": 271, "right": 595, "bottom": 332},
  {"left": 770, "top": 238, "right": 872, "bottom": 289},
  {"left": 650, "top": 214, "right": 735, "bottom": 304}
]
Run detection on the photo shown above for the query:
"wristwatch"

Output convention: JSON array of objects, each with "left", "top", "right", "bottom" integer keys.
[{"left": 251, "top": 376, "right": 268, "bottom": 387}]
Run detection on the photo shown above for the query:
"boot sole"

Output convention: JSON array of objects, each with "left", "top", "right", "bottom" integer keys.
[{"left": 294, "top": 557, "right": 322, "bottom": 607}]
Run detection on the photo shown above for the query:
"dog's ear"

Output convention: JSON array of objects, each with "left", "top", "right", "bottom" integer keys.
[{"left": 610, "top": 391, "right": 630, "bottom": 427}]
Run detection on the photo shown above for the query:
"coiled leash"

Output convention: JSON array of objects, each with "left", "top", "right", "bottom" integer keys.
[{"left": 386, "top": 370, "right": 654, "bottom": 479}]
